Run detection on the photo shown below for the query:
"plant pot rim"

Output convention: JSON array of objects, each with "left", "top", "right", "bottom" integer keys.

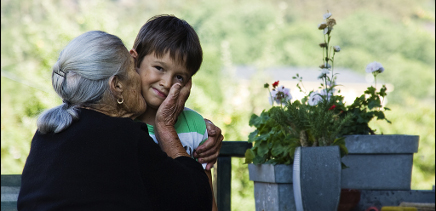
[{"left": 344, "top": 134, "right": 419, "bottom": 154}]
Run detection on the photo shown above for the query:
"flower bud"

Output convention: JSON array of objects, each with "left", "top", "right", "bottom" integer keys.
[
  {"left": 319, "top": 63, "right": 331, "bottom": 69},
  {"left": 272, "top": 81, "right": 279, "bottom": 88},
  {"left": 333, "top": 46, "right": 341, "bottom": 52},
  {"left": 327, "top": 18, "right": 336, "bottom": 27},
  {"left": 319, "top": 43, "right": 328, "bottom": 48},
  {"left": 264, "top": 83, "right": 269, "bottom": 88},
  {"left": 328, "top": 105, "right": 336, "bottom": 111},
  {"left": 318, "top": 22, "right": 327, "bottom": 30}
]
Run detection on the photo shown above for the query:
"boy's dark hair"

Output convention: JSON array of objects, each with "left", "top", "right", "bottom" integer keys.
[{"left": 132, "top": 14, "right": 203, "bottom": 75}]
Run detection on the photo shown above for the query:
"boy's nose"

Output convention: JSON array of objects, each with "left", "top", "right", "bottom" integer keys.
[{"left": 159, "top": 75, "right": 172, "bottom": 89}]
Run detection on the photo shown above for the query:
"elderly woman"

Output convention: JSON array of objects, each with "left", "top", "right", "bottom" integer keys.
[{"left": 17, "top": 31, "right": 220, "bottom": 210}]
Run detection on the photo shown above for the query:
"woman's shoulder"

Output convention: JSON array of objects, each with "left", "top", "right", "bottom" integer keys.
[
  {"left": 80, "top": 108, "right": 146, "bottom": 128},
  {"left": 61, "top": 108, "right": 150, "bottom": 142}
]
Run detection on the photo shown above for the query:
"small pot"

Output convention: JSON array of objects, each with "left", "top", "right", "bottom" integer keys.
[{"left": 338, "top": 189, "right": 361, "bottom": 211}]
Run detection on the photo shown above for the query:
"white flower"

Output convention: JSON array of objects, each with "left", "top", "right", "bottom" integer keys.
[
  {"left": 318, "top": 68, "right": 330, "bottom": 79},
  {"left": 308, "top": 91, "right": 322, "bottom": 106},
  {"left": 270, "top": 86, "right": 292, "bottom": 105},
  {"left": 323, "top": 12, "right": 332, "bottom": 19},
  {"left": 333, "top": 46, "right": 341, "bottom": 52},
  {"left": 320, "top": 89, "right": 332, "bottom": 101},
  {"left": 323, "top": 27, "right": 329, "bottom": 34},
  {"left": 365, "top": 61, "right": 385, "bottom": 73}
]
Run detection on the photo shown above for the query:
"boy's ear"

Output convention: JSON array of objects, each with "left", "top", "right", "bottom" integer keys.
[
  {"left": 130, "top": 49, "right": 138, "bottom": 59},
  {"left": 108, "top": 75, "right": 123, "bottom": 98}
]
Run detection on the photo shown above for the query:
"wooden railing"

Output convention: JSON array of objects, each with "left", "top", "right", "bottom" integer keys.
[{"left": 1, "top": 141, "right": 251, "bottom": 211}]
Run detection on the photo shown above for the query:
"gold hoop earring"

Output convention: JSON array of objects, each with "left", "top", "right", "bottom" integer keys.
[{"left": 117, "top": 97, "right": 124, "bottom": 105}]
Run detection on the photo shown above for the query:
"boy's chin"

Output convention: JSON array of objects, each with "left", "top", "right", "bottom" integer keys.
[{"left": 146, "top": 102, "right": 163, "bottom": 111}]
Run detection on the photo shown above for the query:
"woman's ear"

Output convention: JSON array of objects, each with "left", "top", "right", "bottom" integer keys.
[
  {"left": 108, "top": 75, "right": 123, "bottom": 98},
  {"left": 130, "top": 49, "right": 138, "bottom": 59}
]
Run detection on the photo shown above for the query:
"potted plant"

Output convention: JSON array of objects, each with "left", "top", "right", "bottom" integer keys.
[{"left": 245, "top": 11, "right": 419, "bottom": 211}]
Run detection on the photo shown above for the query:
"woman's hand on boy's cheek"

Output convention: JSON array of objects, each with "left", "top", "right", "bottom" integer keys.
[{"left": 194, "top": 119, "right": 223, "bottom": 170}]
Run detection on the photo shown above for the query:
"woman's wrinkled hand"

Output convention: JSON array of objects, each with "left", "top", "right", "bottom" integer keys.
[
  {"left": 194, "top": 119, "right": 224, "bottom": 170},
  {"left": 156, "top": 80, "right": 192, "bottom": 127}
]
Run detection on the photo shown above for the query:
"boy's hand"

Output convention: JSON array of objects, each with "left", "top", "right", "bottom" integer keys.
[{"left": 194, "top": 119, "right": 224, "bottom": 170}]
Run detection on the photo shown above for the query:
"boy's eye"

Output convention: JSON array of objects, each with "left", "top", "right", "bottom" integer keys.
[
  {"left": 154, "top": 66, "right": 163, "bottom": 71},
  {"left": 176, "top": 75, "right": 184, "bottom": 82}
]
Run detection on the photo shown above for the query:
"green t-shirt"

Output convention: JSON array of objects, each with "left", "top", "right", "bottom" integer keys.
[{"left": 147, "top": 107, "right": 208, "bottom": 168}]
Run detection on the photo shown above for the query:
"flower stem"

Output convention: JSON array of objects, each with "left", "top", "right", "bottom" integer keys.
[
  {"left": 331, "top": 51, "right": 335, "bottom": 82},
  {"left": 374, "top": 74, "right": 377, "bottom": 90},
  {"left": 267, "top": 87, "right": 274, "bottom": 106}
]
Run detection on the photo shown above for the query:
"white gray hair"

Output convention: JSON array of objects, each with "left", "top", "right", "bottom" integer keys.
[{"left": 37, "top": 31, "right": 130, "bottom": 134}]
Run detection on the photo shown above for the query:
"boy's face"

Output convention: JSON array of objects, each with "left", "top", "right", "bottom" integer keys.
[{"left": 136, "top": 51, "right": 191, "bottom": 110}]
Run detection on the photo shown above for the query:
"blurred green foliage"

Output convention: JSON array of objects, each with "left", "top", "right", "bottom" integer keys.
[{"left": 2, "top": 0, "right": 434, "bottom": 210}]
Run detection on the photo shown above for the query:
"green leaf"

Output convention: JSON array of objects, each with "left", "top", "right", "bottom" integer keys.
[
  {"left": 247, "top": 130, "right": 258, "bottom": 143},
  {"left": 368, "top": 99, "right": 381, "bottom": 110},
  {"left": 248, "top": 113, "right": 260, "bottom": 127},
  {"left": 271, "top": 143, "right": 284, "bottom": 156},
  {"left": 375, "top": 111, "right": 385, "bottom": 120},
  {"left": 333, "top": 137, "right": 348, "bottom": 157},
  {"left": 244, "top": 149, "right": 255, "bottom": 164},
  {"left": 341, "top": 162, "right": 349, "bottom": 169},
  {"left": 257, "top": 141, "right": 268, "bottom": 156},
  {"left": 364, "top": 86, "right": 376, "bottom": 95},
  {"left": 379, "top": 85, "right": 388, "bottom": 97}
]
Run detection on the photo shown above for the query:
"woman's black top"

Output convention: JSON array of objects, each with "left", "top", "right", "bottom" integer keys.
[{"left": 17, "top": 108, "right": 212, "bottom": 211}]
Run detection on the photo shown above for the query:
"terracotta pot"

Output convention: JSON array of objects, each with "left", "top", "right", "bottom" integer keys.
[{"left": 338, "top": 189, "right": 361, "bottom": 211}]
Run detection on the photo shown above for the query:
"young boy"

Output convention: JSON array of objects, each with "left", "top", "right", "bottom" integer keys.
[{"left": 129, "top": 15, "right": 218, "bottom": 210}]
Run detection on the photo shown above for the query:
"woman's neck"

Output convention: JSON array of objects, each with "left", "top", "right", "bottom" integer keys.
[{"left": 137, "top": 107, "right": 158, "bottom": 127}]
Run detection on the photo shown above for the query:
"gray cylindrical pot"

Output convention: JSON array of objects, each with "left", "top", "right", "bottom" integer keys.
[
  {"left": 248, "top": 164, "right": 296, "bottom": 211},
  {"left": 293, "top": 146, "right": 342, "bottom": 211}
]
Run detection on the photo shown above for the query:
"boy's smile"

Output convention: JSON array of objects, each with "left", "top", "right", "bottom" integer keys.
[{"left": 136, "top": 51, "right": 191, "bottom": 110}]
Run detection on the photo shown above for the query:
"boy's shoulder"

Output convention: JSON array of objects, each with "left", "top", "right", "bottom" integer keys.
[
  {"left": 181, "top": 107, "right": 204, "bottom": 120},
  {"left": 175, "top": 107, "right": 206, "bottom": 133}
]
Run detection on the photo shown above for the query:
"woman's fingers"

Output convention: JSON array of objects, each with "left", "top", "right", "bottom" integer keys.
[
  {"left": 156, "top": 83, "right": 183, "bottom": 126},
  {"left": 194, "top": 119, "right": 223, "bottom": 170}
]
